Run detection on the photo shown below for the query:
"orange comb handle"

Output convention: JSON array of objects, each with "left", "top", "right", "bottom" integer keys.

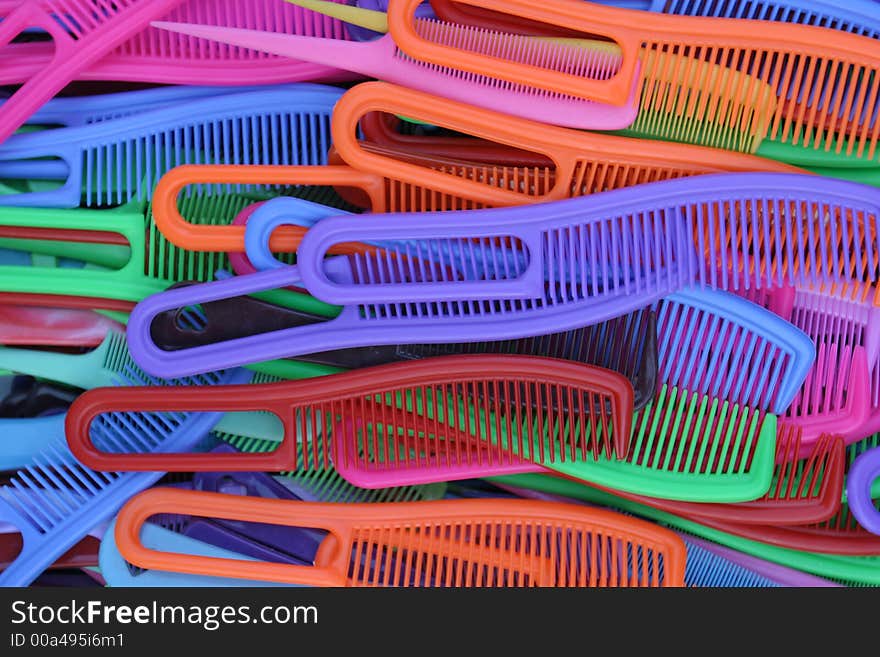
[
  {"left": 388, "top": 0, "right": 640, "bottom": 106},
  {"left": 333, "top": 82, "right": 808, "bottom": 205},
  {"left": 151, "top": 164, "right": 386, "bottom": 253},
  {"left": 115, "top": 489, "right": 687, "bottom": 586}
]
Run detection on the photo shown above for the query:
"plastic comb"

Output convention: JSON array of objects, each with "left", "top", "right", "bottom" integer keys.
[
  {"left": 290, "top": 0, "right": 782, "bottom": 156},
  {"left": 497, "top": 479, "right": 841, "bottom": 586},
  {"left": 490, "top": 473, "right": 880, "bottom": 585},
  {"left": 0, "top": 0, "right": 358, "bottom": 87},
  {"left": 0, "top": 84, "right": 342, "bottom": 208},
  {"left": 64, "top": 354, "right": 634, "bottom": 477},
  {"left": 124, "top": 201, "right": 695, "bottom": 378},
  {"left": 590, "top": 0, "right": 880, "bottom": 38},
  {"left": 0, "top": 0, "right": 185, "bottom": 144},
  {"left": 847, "top": 446, "right": 880, "bottom": 535},
  {"left": 114, "top": 489, "right": 687, "bottom": 586},
  {"left": 296, "top": 173, "right": 880, "bottom": 306},
  {"left": 147, "top": 19, "right": 644, "bottom": 131},
  {"left": 655, "top": 287, "right": 814, "bottom": 415},
  {"left": 421, "top": 0, "right": 880, "bottom": 167},
  {"left": 0, "top": 365, "right": 250, "bottom": 586}
]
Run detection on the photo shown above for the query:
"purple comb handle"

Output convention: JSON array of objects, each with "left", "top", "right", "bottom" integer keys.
[{"left": 847, "top": 447, "right": 880, "bottom": 535}]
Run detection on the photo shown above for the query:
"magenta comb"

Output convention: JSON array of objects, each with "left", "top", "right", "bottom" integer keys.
[
  {"left": 0, "top": 0, "right": 185, "bottom": 144},
  {"left": 0, "top": 0, "right": 358, "bottom": 86}
]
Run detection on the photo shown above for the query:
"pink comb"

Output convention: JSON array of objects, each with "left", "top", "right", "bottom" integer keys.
[
  {"left": 0, "top": 304, "right": 122, "bottom": 347},
  {"left": 0, "top": 0, "right": 358, "bottom": 86},
  {"left": 149, "top": 19, "right": 640, "bottom": 130},
  {"left": 777, "top": 285, "right": 879, "bottom": 457},
  {"left": 0, "top": 0, "right": 186, "bottom": 144}
]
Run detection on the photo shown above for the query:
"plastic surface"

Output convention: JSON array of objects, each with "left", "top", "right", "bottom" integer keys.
[
  {"left": 0, "top": 0, "right": 186, "bottom": 144},
  {"left": 301, "top": 0, "right": 781, "bottom": 156},
  {"left": 656, "top": 287, "right": 814, "bottom": 415},
  {"left": 598, "top": 427, "right": 845, "bottom": 526},
  {"left": 65, "top": 354, "right": 634, "bottom": 478},
  {"left": 847, "top": 446, "right": 880, "bottom": 535},
  {"left": 330, "top": 82, "right": 806, "bottom": 208},
  {"left": 149, "top": 19, "right": 642, "bottom": 131},
  {"left": 115, "top": 490, "right": 687, "bottom": 586},
  {"left": 297, "top": 173, "right": 880, "bottom": 307},
  {"left": 0, "top": 303, "right": 122, "bottom": 346},
  {"left": 0, "top": 366, "right": 250, "bottom": 586},
  {"left": 124, "top": 207, "right": 690, "bottom": 378},
  {"left": 99, "top": 520, "right": 293, "bottom": 587},
  {"left": 420, "top": 0, "right": 880, "bottom": 166},
  {"left": 0, "top": 0, "right": 358, "bottom": 86},
  {"left": 0, "top": 85, "right": 342, "bottom": 207},
  {"left": 591, "top": 0, "right": 880, "bottom": 37},
  {"left": 490, "top": 473, "right": 880, "bottom": 585}
]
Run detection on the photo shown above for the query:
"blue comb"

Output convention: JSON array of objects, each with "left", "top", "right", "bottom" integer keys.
[
  {"left": 0, "top": 366, "right": 251, "bottom": 586},
  {"left": 597, "top": 0, "right": 880, "bottom": 38},
  {"left": 0, "top": 84, "right": 342, "bottom": 208},
  {"left": 23, "top": 85, "right": 286, "bottom": 128},
  {"left": 656, "top": 287, "right": 815, "bottom": 415}
]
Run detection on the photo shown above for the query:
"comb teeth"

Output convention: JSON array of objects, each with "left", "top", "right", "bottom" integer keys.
[
  {"left": 635, "top": 39, "right": 880, "bottom": 158},
  {"left": 44, "top": 0, "right": 138, "bottom": 38},
  {"left": 395, "top": 310, "right": 652, "bottom": 394},
  {"left": 763, "top": 426, "right": 841, "bottom": 504},
  {"left": 0, "top": 437, "right": 119, "bottom": 536},
  {"left": 346, "top": 237, "right": 530, "bottom": 288},
  {"left": 346, "top": 521, "right": 668, "bottom": 587},
  {"left": 628, "top": 385, "right": 765, "bottom": 476},
  {"left": 683, "top": 539, "right": 778, "bottom": 587},
  {"left": 333, "top": 377, "right": 622, "bottom": 477},
  {"left": 356, "top": 210, "right": 691, "bottom": 322},
  {"left": 117, "top": 0, "right": 349, "bottom": 60},
  {"left": 698, "top": 195, "right": 880, "bottom": 291},
  {"left": 393, "top": 18, "right": 622, "bottom": 99},
  {"left": 567, "top": 159, "right": 692, "bottom": 196},
  {"left": 661, "top": 0, "right": 880, "bottom": 38},
  {"left": 629, "top": 46, "right": 777, "bottom": 153},
  {"left": 79, "top": 107, "right": 333, "bottom": 207},
  {"left": 216, "top": 432, "right": 443, "bottom": 502},
  {"left": 656, "top": 294, "right": 791, "bottom": 411}
]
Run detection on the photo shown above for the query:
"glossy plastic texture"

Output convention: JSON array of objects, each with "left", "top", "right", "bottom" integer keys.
[
  {"left": 150, "top": 17, "right": 640, "bottom": 131},
  {"left": 0, "top": 0, "right": 185, "bottom": 144},
  {"left": 115, "top": 490, "right": 687, "bottom": 586},
  {"left": 420, "top": 0, "right": 880, "bottom": 166},
  {"left": 65, "top": 355, "right": 634, "bottom": 477},
  {"left": 847, "top": 447, "right": 880, "bottom": 535},
  {"left": 0, "top": 366, "right": 250, "bottom": 586},
  {"left": 0, "top": 0, "right": 357, "bottom": 86},
  {"left": 0, "top": 85, "right": 342, "bottom": 207}
]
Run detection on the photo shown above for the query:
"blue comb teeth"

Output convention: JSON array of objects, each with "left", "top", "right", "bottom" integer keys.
[
  {"left": 656, "top": 287, "right": 815, "bottom": 415},
  {"left": 0, "top": 366, "right": 252, "bottom": 586},
  {"left": 0, "top": 84, "right": 343, "bottom": 209},
  {"left": 683, "top": 538, "right": 780, "bottom": 587},
  {"left": 600, "top": 0, "right": 880, "bottom": 38}
]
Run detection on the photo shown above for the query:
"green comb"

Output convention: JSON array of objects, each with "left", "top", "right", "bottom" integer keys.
[{"left": 490, "top": 473, "right": 879, "bottom": 586}]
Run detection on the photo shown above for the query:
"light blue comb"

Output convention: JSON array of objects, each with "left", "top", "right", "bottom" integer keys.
[
  {"left": 0, "top": 366, "right": 252, "bottom": 586},
  {"left": 656, "top": 287, "right": 815, "bottom": 415}
]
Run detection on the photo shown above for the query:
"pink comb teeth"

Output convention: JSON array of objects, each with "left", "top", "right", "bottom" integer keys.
[
  {"left": 0, "top": 0, "right": 187, "bottom": 144},
  {"left": 0, "top": 0, "right": 359, "bottom": 86}
]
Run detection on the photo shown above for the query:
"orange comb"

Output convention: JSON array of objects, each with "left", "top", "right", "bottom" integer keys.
[{"left": 115, "top": 489, "right": 687, "bottom": 586}]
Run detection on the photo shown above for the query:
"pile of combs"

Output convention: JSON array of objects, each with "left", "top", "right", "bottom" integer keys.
[{"left": 0, "top": 0, "right": 879, "bottom": 588}]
